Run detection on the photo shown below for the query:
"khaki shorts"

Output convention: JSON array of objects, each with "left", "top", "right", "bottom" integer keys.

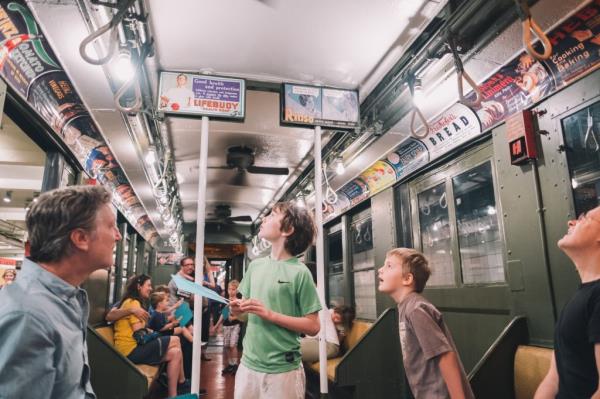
[
  {"left": 234, "top": 363, "right": 305, "bottom": 399},
  {"left": 223, "top": 324, "right": 240, "bottom": 348}
]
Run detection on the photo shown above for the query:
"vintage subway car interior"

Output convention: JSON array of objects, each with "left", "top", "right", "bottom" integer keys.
[{"left": 0, "top": 0, "right": 600, "bottom": 398}]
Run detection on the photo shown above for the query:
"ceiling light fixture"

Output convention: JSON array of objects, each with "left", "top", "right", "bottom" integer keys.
[
  {"left": 113, "top": 48, "right": 135, "bottom": 82},
  {"left": 3, "top": 191, "right": 12, "bottom": 203},
  {"left": 412, "top": 77, "right": 426, "bottom": 108},
  {"left": 145, "top": 146, "right": 157, "bottom": 165},
  {"left": 335, "top": 157, "right": 345, "bottom": 175}
]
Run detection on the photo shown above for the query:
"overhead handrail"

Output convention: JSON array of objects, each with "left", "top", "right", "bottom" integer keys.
[
  {"left": 447, "top": 35, "right": 482, "bottom": 108},
  {"left": 514, "top": 0, "right": 552, "bottom": 61},
  {"left": 114, "top": 42, "right": 152, "bottom": 113},
  {"left": 79, "top": 0, "right": 136, "bottom": 65},
  {"left": 408, "top": 75, "right": 430, "bottom": 139}
]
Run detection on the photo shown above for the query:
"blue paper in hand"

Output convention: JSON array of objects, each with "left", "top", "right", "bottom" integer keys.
[
  {"left": 174, "top": 302, "right": 193, "bottom": 327},
  {"left": 171, "top": 274, "right": 229, "bottom": 305}
]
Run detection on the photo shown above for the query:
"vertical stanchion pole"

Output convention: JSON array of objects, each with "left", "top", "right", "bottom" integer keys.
[
  {"left": 313, "top": 125, "right": 329, "bottom": 396},
  {"left": 192, "top": 115, "right": 210, "bottom": 395}
]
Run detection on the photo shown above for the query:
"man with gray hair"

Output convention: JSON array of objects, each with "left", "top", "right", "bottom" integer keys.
[{"left": 0, "top": 185, "right": 122, "bottom": 398}]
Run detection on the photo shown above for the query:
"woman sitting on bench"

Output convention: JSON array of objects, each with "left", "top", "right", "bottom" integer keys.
[{"left": 113, "top": 274, "right": 189, "bottom": 397}]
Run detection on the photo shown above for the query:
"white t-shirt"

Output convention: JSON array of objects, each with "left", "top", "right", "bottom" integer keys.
[
  {"left": 307, "top": 308, "right": 339, "bottom": 346},
  {"left": 163, "top": 86, "right": 194, "bottom": 108}
]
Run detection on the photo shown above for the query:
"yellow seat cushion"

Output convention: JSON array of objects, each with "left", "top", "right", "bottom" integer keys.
[
  {"left": 514, "top": 345, "right": 553, "bottom": 399},
  {"left": 96, "top": 326, "right": 115, "bottom": 345},
  {"left": 310, "top": 357, "right": 343, "bottom": 381},
  {"left": 343, "top": 320, "right": 372, "bottom": 351},
  {"left": 95, "top": 325, "right": 159, "bottom": 388},
  {"left": 308, "top": 320, "right": 373, "bottom": 382}
]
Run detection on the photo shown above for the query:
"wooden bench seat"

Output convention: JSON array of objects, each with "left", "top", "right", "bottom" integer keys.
[
  {"left": 308, "top": 320, "right": 373, "bottom": 381},
  {"left": 514, "top": 345, "right": 552, "bottom": 399},
  {"left": 95, "top": 325, "right": 160, "bottom": 387}
]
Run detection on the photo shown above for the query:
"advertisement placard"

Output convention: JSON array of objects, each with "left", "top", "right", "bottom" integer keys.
[
  {"left": 423, "top": 103, "right": 482, "bottom": 160},
  {"left": 542, "top": 1, "right": 600, "bottom": 86},
  {"left": 465, "top": 53, "right": 555, "bottom": 130},
  {"left": 158, "top": 72, "right": 245, "bottom": 119},
  {"left": 281, "top": 83, "right": 359, "bottom": 129}
]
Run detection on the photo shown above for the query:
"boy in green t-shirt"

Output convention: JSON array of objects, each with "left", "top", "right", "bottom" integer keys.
[{"left": 230, "top": 202, "right": 322, "bottom": 399}]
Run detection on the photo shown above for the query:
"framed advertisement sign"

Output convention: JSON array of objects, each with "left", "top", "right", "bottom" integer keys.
[
  {"left": 158, "top": 72, "right": 246, "bottom": 120},
  {"left": 280, "top": 83, "right": 359, "bottom": 129}
]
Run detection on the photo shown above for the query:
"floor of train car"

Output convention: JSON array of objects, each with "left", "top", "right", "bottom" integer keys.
[
  {"left": 148, "top": 333, "right": 236, "bottom": 399},
  {"left": 146, "top": 332, "right": 319, "bottom": 399}
]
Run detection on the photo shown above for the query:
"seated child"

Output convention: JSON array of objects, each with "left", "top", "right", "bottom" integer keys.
[
  {"left": 378, "top": 248, "right": 474, "bottom": 399},
  {"left": 300, "top": 305, "right": 355, "bottom": 363},
  {"left": 148, "top": 292, "right": 193, "bottom": 343},
  {"left": 211, "top": 280, "right": 242, "bottom": 375}
]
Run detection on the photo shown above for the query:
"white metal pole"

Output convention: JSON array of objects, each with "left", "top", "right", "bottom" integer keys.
[
  {"left": 313, "top": 125, "right": 329, "bottom": 395},
  {"left": 191, "top": 115, "right": 210, "bottom": 395}
]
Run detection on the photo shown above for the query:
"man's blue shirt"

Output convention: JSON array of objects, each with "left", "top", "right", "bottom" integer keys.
[{"left": 0, "top": 258, "right": 95, "bottom": 398}]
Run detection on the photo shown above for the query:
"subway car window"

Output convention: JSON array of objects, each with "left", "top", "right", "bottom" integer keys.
[
  {"left": 453, "top": 161, "right": 505, "bottom": 285},
  {"left": 351, "top": 212, "right": 376, "bottom": 319},
  {"left": 563, "top": 101, "right": 600, "bottom": 216},
  {"left": 413, "top": 144, "right": 505, "bottom": 288},
  {"left": 327, "top": 230, "right": 345, "bottom": 306},
  {"left": 417, "top": 182, "right": 454, "bottom": 287}
]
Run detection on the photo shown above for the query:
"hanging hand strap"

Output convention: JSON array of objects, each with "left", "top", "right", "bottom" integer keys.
[
  {"left": 79, "top": 0, "right": 136, "bottom": 65},
  {"left": 407, "top": 74, "right": 430, "bottom": 139},
  {"left": 410, "top": 107, "right": 430, "bottom": 139},
  {"left": 114, "top": 42, "right": 152, "bottom": 113},
  {"left": 448, "top": 36, "right": 482, "bottom": 108},
  {"left": 515, "top": 0, "right": 552, "bottom": 61},
  {"left": 322, "top": 162, "right": 339, "bottom": 205}
]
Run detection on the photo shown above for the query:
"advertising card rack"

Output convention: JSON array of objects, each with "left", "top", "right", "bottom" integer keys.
[
  {"left": 280, "top": 83, "right": 360, "bottom": 130},
  {"left": 157, "top": 71, "right": 246, "bottom": 395},
  {"left": 157, "top": 71, "right": 246, "bottom": 121}
]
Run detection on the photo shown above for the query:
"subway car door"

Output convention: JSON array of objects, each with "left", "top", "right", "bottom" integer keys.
[{"left": 535, "top": 69, "right": 600, "bottom": 318}]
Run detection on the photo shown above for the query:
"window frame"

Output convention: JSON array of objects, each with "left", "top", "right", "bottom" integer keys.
[{"left": 409, "top": 142, "right": 508, "bottom": 288}]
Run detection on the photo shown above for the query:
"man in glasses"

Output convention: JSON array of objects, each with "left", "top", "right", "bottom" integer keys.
[{"left": 536, "top": 206, "right": 600, "bottom": 398}]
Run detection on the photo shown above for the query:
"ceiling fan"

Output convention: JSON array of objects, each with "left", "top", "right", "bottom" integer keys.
[
  {"left": 206, "top": 204, "right": 253, "bottom": 224},
  {"left": 209, "top": 146, "right": 289, "bottom": 185}
]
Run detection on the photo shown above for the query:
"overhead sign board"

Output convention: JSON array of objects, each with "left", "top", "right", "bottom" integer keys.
[
  {"left": 158, "top": 72, "right": 245, "bottom": 119},
  {"left": 281, "top": 83, "right": 359, "bottom": 129}
]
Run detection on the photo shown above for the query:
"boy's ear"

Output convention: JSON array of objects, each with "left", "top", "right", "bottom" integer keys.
[
  {"left": 281, "top": 225, "right": 294, "bottom": 237},
  {"left": 402, "top": 272, "right": 414, "bottom": 287}
]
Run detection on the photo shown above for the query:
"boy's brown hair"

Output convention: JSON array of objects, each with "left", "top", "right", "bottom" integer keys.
[
  {"left": 387, "top": 248, "right": 431, "bottom": 293},
  {"left": 150, "top": 292, "right": 167, "bottom": 309},
  {"left": 154, "top": 285, "right": 170, "bottom": 294},
  {"left": 272, "top": 201, "right": 316, "bottom": 256}
]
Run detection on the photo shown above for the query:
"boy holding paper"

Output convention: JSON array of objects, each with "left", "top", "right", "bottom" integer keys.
[
  {"left": 149, "top": 292, "right": 194, "bottom": 343},
  {"left": 230, "top": 202, "right": 321, "bottom": 399}
]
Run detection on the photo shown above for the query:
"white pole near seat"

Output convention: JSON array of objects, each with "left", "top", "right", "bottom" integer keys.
[
  {"left": 191, "top": 115, "right": 210, "bottom": 395},
  {"left": 313, "top": 125, "right": 329, "bottom": 395}
]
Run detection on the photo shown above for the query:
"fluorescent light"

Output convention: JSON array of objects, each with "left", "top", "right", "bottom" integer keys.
[
  {"left": 113, "top": 50, "right": 135, "bottom": 81},
  {"left": 412, "top": 78, "right": 426, "bottom": 108},
  {"left": 145, "top": 147, "right": 157, "bottom": 165},
  {"left": 335, "top": 157, "right": 345, "bottom": 175}
]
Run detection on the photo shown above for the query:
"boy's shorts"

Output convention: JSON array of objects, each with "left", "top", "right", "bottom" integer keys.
[
  {"left": 234, "top": 363, "right": 305, "bottom": 399},
  {"left": 223, "top": 324, "right": 240, "bottom": 348}
]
